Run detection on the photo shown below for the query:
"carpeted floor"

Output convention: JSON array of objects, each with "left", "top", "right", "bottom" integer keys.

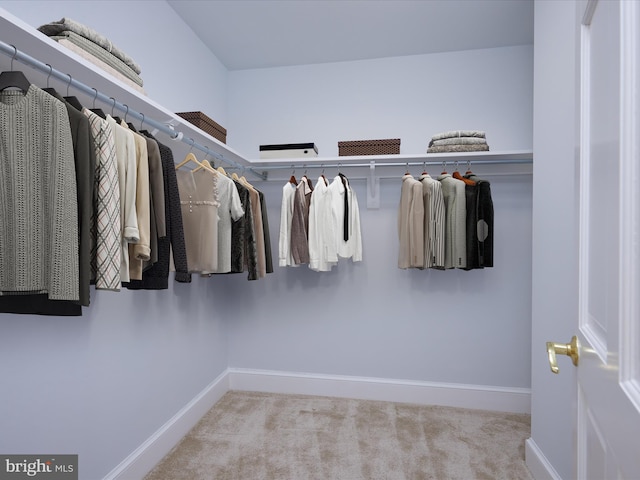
[{"left": 144, "top": 391, "right": 533, "bottom": 480}]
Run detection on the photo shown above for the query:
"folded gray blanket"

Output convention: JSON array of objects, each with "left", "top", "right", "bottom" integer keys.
[
  {"left": 38, "top": 17, "right": 142, "bottom": 74},
  {"left": 429, "top": 137, "right": 488, "bottom": 147},
  {"left": 51, "top": 31, "right": 143, "bottom": 87},
  {"left": 431, "top": 130, "right": 486, "bottom": 141},
  {"left": 427, "top": 144, "right": 490, "bottom": 153}
]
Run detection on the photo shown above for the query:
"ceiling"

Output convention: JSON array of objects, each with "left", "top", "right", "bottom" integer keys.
[{"left": 167, "top": 0, "right": 534, "bottom": 71}]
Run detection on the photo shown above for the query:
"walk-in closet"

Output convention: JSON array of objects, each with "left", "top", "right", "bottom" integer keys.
[{"left": 3, "top": 1, "right": 632, "bottom": 479}]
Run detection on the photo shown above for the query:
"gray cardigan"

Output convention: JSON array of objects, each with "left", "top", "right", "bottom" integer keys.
[{"left": 0, "top": 85, "right": 79, "bottom": 300}]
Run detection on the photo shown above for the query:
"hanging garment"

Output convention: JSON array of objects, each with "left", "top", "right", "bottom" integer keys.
[
  {"left": 258, "top": 190, "right": 274, "bottom": 274},
  {"left": 125, "top": 134, "right": 190, "bottom": 289},
  {"left": 212, "top": 173, "right": 244, "bottom": 274},
  {"left": 0, "top": 87, "right": 95, "bottom": 315},
  {"left": 231, "top": 179, "right": 258, "bottom": 280},
  {"left": 246, "top": 182, "right": 267, "bottom": 277},
  {"left": 278, "top": 181, "right": 297, "bottom": 267},
  {"left": 308, "top": 175, "right": 336, "bottom": 272},
  {"left": 106, "top": 114, "right": 138, "bottom": 283},
  {"left": 84, "top": 107, "right": 121, "bottom": 290},
  {"left": 122, "top": 122, "right": 150, "bottom": 281},
  {"left": 291, "top": 176, "right": 313, "bottom": 265},
  {"left": 437, "top": 173, "right": 467, "bottom": 269},
  {"left": 418, "top": 174, "right": 446, "bottom": 269},
  {"left": 0, "top": 85, "right": 79, "bottom": 300},
  {"left": 465, "top": 173, "right": 494, "bottom": 268},
  {"left": 398, "top": 173, "right": 425, "bottom": 269},
  {"left": 329, "top": 174, "right": 362, "bottom": 263},
  {"left": 176, "top": 168, "right": 219, "bottom": 274}
]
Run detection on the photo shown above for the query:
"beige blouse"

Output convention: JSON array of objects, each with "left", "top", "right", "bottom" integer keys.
[{"left": 176, "top": 168, "right": 220, "bottom": 274}]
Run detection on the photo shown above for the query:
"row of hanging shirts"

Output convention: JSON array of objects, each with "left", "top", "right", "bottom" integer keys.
[
  {"left": 174, "top": 151, "right": 273, "bottom": 280},
  {"left": 398, "top": 160, "right": 494, "bottom": 271},
  {"left": 0, "top": 62, "right": 198, "bottom": 316},
  {"left": 279, "top": 168, "right": 362, "bottom": 272}
]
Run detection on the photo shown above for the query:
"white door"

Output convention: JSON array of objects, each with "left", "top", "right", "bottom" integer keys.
[{"left": 569, "top": 0, "right": 640, "bottom": 477}]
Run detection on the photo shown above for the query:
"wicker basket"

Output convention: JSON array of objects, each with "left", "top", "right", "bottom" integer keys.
[
  {"left": 176, "top": 111, "right": 227, "bottom": 144},
  {"left": 338, "top": 138, "right": 400, "bottom": 156}
]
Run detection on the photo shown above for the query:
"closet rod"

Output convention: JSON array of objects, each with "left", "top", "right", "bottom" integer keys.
[
  {"left": 255, "top": 158, "right": 533, "bottom": 171},
  {"left": 0, "top": 40, "right": 266, "bottom": 180}
]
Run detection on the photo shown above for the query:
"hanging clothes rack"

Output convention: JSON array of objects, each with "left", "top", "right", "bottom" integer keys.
[{"left": 0, "top": 39, "right": 267, "bottom": 180}]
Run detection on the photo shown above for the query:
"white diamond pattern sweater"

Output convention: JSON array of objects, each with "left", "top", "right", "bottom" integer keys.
[
  {"left": 83, "top": 109, "right": 121, "bottom": 290},
  {"left": 0, "top": 85, "right": 79, "bottom": 300}
]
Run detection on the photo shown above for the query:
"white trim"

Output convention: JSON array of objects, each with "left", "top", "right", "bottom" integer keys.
[
  {"left": 103, "top": 369, "right": 530, "bottom": 480},
  {"left": 227, "top": 368, "right": 531, "bottom": 414},
  {"left": 102, "top": 371, "right": 229, "bottom": 480},
  {"left": 525, "top": 438, "right": 563, "bottom": 480}
]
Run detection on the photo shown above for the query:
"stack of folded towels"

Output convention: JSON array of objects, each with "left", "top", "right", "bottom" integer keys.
[
  {"left": 38, "top": 18, "right": 145, "bottom": 94},
  {"left": 427, "top": 130, "right": 489, "bottom": 153}
]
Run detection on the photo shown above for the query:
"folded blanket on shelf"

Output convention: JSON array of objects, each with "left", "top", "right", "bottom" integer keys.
[
  {"left": 51, "top": 31, "right": 144, "bottom": 87},
  {"left": 431, "top": 130, "right": 486, "bottom": 141},
  {"left": 38, "top": 17, "right": 142, "bottom": 75},
  {"left": 429, "top": 137, "right": 488, "bottom": 147},
  {"left": 57, "top": 39, "right": 146, "bottom": 94},
  {"left": 427, "top": 144, "right": 490, "bottom": 153}
]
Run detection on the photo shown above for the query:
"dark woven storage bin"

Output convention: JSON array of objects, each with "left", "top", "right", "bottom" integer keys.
[
  {"left": 338, "top": 138, "right": 400, "bottom": 156},
  {"left": 176, "top": 111, "right": 227, "bottom": 144}
]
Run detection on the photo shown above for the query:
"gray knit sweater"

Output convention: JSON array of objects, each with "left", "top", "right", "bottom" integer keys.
[{"left": 0, "top": 85, "right": 79, "bottom": 300}]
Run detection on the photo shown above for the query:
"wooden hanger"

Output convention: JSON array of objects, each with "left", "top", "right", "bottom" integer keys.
[
  {"left": 217, "top": 166, "right": 228, "bottom": 176},
  {"left": 175, "top": 152, "right": 202, "bottom": 170},
  {"left": 193, "top": 159, "right": 216, "bottom": 173}
]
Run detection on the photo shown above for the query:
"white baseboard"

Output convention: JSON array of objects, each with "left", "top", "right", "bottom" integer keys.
[
  {"left": 525, "top": 438, "right": 563, "bottom": 480},
  {"left": 105, "top": 368, "right": 531, "bottom": 480},
  {"left": 103, "top": 370, "right": 229, "bottom": 480},
  {"left": 227, "top": 368, "right": 531, "bottom": 414}
]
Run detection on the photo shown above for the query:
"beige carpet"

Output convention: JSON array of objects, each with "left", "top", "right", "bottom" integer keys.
[{"left": 144, "top": 391, "right": 533, "bottom": 480}]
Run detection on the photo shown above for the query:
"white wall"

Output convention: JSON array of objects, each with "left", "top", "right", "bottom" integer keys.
[
  {"left": 0, "top": 0, "right": 229, "bottom": 122},
  {"left": 529, "top": 1, "right": 578, "bottom": 479},
  {"left": 0, "top": 2, "right": 230, "bottom": 479},
  {"left": 227, "top": 45, "right": 533, "bottom": 158},
  {"left": 0, "top": 2, "right": 535, "bottom": 478},
  {"left": 225, "top": 47, "right": 534, "bottom": 389},
  {"left": 225, "top": 174, "right": 533, "bottom": 388}
]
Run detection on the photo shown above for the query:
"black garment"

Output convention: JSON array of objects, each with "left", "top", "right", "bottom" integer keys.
[
  {"left": 465, "top": 174, "right": 494, "bottom": 268},
  {"left": 339, "top": 173, "right": 349, "bottom": 241},
  {"left": 125, "top": 133, "right": 191, "bottom": 289},
  {"left": 258, "top": 190, "right": 273, "bottom": 274},
  {"left": 0, "top": 90, "right": 95, "bottom": 315},
  {"left": 230, "top": 180, "right": 258, "bottom": 280},
  {"left": 463, "top": 183, "right": 480, "bottom": 270}
]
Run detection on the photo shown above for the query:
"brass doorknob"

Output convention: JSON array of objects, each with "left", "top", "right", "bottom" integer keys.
[{"left": 546, "top": 336, "right": 580, "bottom": 374}]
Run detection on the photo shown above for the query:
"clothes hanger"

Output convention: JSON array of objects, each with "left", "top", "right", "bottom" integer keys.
[
  {"left": 320, "top": 165, "right": 328, "bottom": 185},
  {"left": 89, "top": 87, "right": 106, "bottom": 119},
  {"left": 217, "top": 165, "right": 228, "bottom": 176},
  {"left": 302, "top": 167, "right": 313, "bottom": 190},
  {"left": 124, "top": 105, "right": 137, "bottom": 131},
  {"left": 192, "top": 151, "right": 216, "bottom": 173},
  {"left": 0, "top": 46, "right": 31, "bottom": 93},
  {"left": 42, "top": 64, "right": 61, "bottom": 99},
  {"left": 441, "top": 160, "right": 448, "bottom": 175},
  {"left": 63, "top": 74, "right": 84, "bottom": 111},
  {"left": 175, "top": 141, "right": 202, "bottom": 170},
  {"left": 422, "top": 161, "right": 428, "bottom": 175},
  {"left": 110, "top": 97, "right": 122, "bottom": 124},
  {"left": 452, "top": 161, "right": 475, "bottom": 185},
  {"left": 289, "top": 166, "right": 297, "bottom": 185}
]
